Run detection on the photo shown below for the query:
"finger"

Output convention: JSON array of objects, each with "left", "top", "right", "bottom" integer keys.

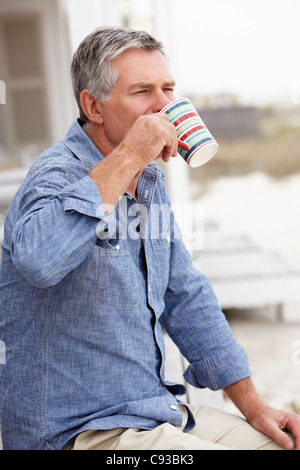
[
  {"left": 146, "top": 114, "right": 178, "bottom": 162},
  {"left": 293, "top": 434, "right": 300, "bottom": 450},
  {"left": 266, "top": 422, "right": 295, "bottom": 450},
  {"left": 277, "top": 431, "right": 295, "bottom": 450},
  {"left": 161, "top": 144, "right": 177, "bottom": 163},
  {"left": 162, "top": 127, "right": 179, "bottom": 161},
  {"left": 285, "top": 417, "right": 300, "bottom": 450},
  {"left": 157, "top": 112, "right": 169, "bottom": 122}
]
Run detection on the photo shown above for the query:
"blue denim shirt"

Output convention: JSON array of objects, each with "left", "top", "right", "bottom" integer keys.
[{"left": 0, "top": 120, "right": 251, "bottom": 450}]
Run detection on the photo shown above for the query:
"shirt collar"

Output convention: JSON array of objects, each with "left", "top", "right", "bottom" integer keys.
[{"left": 63, "top": 119, "right": 104, "bottom": 170}]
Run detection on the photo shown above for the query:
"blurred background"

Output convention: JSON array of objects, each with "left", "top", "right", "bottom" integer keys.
[
  {"left": 0, "top": 0, "right": 300, "bottom": 415},
  {"left": 1, "top": 0, "right": 300, "bottom": 260}
]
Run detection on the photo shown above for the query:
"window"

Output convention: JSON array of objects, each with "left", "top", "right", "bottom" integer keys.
[{"left": 0, "top": 14, "right": 50, "bottom": 159}]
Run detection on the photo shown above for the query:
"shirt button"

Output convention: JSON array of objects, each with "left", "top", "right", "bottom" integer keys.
[
  {"left": 115, "top": 244, "right": 120, "bottom": 251},
  {"left": 170, "top": 405, "right": 177, "bottom": 411},
  {"left": 167, "top": 235, "right": 170, "bottom": 243}
]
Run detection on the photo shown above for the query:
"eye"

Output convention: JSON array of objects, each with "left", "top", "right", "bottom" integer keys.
[{"left": 135, "top": 89, "right": 148, "bottom": 94}]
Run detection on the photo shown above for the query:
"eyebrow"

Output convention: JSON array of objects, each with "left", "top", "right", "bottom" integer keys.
[{"left": 128, "top": 80, "right": 176, "bottom": 92}]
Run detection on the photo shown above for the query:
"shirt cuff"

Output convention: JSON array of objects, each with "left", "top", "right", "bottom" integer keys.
[
  {"left": 59, "top": 175, "right": 107, "bottom": 219},
  {"left": 183, "top": 343, "right": 252, "bottom": 391}
]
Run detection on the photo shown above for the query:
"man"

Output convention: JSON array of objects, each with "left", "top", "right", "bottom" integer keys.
[{"left": 0, "top": 26, "right": 299, "bottom": 451}]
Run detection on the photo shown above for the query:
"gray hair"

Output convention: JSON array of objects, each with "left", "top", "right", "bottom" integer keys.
[{"left": 71, "top": 25, "right": 166, "bottom": 123}]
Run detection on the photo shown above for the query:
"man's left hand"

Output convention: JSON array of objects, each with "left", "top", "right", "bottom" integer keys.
[
  {"left": 224, "top": 378, "right": 300, "bottom": 450},
  {"left": 248, "top": 404, "right": 300, "bottom": 450}
]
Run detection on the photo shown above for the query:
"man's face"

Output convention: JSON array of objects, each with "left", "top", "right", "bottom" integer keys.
[{"left": 99, "top": 48, "right": 176, "bottom": 153}]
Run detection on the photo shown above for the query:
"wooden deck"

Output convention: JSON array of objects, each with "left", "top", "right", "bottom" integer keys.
[
  {"left": 192, "top": 220, "right": 300, "bottom": 317},
  {"left": 164, "top": 219, "right": 300, "bottom": 410}
]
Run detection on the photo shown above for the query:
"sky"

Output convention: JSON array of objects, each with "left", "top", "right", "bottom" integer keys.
[
  {"left": 66, "top": 0, "right": 300, "bottom": 106},
  {"left": 164, "top": 0, "right": 300, "bottom": 105}
]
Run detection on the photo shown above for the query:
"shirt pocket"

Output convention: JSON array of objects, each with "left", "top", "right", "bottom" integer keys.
[
  {"left": 96, "top": 240, "right": 140, "bottom": 309},
  {"left": 151, "top": 231, "right": 171, "bottom": 299}
]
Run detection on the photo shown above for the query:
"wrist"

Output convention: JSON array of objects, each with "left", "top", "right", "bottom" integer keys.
[
  {"left": 108, "top": 142, "right": 142, "bottom": 176},
  {"left": 88, "top": 144, "right": 143, "bottom": 212}
]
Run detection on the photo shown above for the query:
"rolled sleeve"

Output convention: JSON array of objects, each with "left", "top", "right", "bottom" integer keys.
[
  {"left": 183, "top": 343, "right": 252, "bottom": 391},
  {"left": 60, "top": 175, "right": 107, "bottom": 219}
]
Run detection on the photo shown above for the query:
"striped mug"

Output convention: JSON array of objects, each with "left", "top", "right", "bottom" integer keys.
[{"left": 161, "top": 98, "right": 218, "bottom": 167}]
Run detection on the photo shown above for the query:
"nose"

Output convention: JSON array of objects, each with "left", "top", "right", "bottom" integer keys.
[{"left": 151, "top": 91, "right": 174, "bottom": 114}]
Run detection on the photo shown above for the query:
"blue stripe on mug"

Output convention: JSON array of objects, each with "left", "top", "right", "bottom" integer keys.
[
  {"left": 179, "top": 137, "right": 214, "bottom": 162},
  {"left": 161, "top": 98, "right": 218, "bottom": 167}
]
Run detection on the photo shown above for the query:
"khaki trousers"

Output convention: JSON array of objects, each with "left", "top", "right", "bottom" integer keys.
[{"left": 66, "top": 405, "right": 287, "bottom": 450}]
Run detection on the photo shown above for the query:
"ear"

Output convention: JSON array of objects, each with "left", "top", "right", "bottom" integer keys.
[{"left": 80, "top": 90, "right": 104, "bottom": 124}]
